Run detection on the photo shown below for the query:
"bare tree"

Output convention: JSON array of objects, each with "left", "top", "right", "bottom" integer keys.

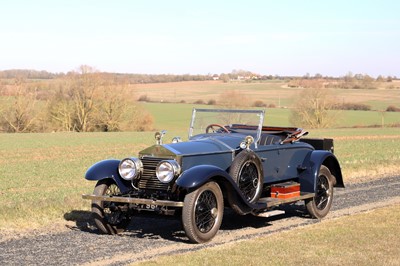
[
  {"left": 1, "top": 80, "right": 39, "bottom": 132},
  {"left": 48, "top": 87, "right": 74, "bottom": 131},
  {"left": 129, "top": 105, "right": 154, "bottom": 131},
  {"left": 290, "top": 81, "right": 338, "bottom": 128},
  {"left": 48, "top": 66, "right": 154, "bottom": 132},
  {"left": 47, "top": 66, "right": 99, "bottom": 132},
  {"left": 94, "top": 82, "right": 129, "bottom": 132},
  {"left": 71, "top": 66, "right": 100, "bottom": 132}
]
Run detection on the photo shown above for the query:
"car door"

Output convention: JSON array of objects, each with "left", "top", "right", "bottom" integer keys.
[{"left": 256, "top": 143, "right": 312, "bottom": 183}]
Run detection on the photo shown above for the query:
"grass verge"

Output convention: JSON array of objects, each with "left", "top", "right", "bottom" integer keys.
[{"left": 137, "top": 204, "right": 400, "bottom": 266}]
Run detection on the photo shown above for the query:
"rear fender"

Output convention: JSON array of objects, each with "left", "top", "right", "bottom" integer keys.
[
  {"left": 85, "top": 159, "right": 132, "bottom": 194},
  {"left": 300, "top": 151, "right": 344, "bottom": 193},
  {"left": 176, "top": 165, "right": 254, "bottom": 214}
]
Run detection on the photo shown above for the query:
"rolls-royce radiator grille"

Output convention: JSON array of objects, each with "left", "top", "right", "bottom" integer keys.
[{"left": 138, "top": 157, "right": 169, "bottom": 190}]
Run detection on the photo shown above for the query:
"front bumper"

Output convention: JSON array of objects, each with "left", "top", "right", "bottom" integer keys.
[{"left": 82, "top": 194, "right": 184, "bottom": 207}]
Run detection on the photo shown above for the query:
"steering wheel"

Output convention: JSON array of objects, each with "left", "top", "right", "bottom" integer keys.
[{"left": 205, "top": 124, "right": 230, "bottom": 133}]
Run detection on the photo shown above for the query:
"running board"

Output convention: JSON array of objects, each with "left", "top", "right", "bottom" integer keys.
[
  {"left": 254, "top": 209, "right": 286, "bottom": 217},
  {"left": 257, "top": 192, "right": 315, "bottom": 208}
]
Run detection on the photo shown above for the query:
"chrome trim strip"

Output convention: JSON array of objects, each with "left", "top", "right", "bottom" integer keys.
[{"left": 82, "top": 194, "right": 184, "bottom": 207}]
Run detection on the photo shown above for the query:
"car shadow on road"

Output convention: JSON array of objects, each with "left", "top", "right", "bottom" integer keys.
[
  {"left": 63, "top": 210, "right": 97, "bottom": 232},
  {"left": 64, "top": 209, "right": 190, "bottom": 243},
  {"left": 220, "top": 204, "right": 309, "bottom": 231},
  {"left": 64, "top": 203, "right": 309, "bottom": 244}
]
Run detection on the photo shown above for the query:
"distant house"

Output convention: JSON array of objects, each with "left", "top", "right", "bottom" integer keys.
[
  {"left": 237, "top": 75, "right": 259, "bottom": 81},
  {"left": 212, "top": 74, "right": 219, "bottom": 80}
]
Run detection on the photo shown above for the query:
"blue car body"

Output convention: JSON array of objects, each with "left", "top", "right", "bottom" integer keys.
[{"left": 83, "top": 108, "right": 344, "bottom": 243}]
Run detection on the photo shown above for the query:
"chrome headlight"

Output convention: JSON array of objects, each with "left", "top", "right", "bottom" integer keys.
[
  {"left": 118, "top": 158, "right": 142, "bottom": 180},
  {"left": 156, "top": 160, "right": 181, "bottom": 183}
]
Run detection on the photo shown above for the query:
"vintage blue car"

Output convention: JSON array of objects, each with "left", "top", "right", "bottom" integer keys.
[{"left": 83, "top": 108, "right": 344, "bottom": 243}]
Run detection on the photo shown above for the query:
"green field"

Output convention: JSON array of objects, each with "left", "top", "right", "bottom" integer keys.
[{"left": 144, "top": 102, "right": 400, "bottom": 131}]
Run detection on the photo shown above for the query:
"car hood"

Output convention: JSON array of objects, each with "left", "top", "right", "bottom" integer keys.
[{"left": 139, "top": 134, "right": 245, "bottom": 157}]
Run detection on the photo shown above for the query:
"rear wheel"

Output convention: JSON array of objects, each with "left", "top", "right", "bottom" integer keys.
[
  {"left": 182, "top": 181, "right": 224, "bottom": 243},
  {"left": 306, "top": 165, "right": 334, "bottom": 219},
  {"left": 91, "top": 179, "right": 131, "bottom": 234}
]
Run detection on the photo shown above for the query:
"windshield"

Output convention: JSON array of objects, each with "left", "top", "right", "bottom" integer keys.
[{"left": 189, "top": 108, "right": 265, "bottom": 142}]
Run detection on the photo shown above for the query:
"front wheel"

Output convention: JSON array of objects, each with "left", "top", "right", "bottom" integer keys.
[
  {"left": 91, "top": 179, "right": 131, "bottom": 234},
  {"left": 305, "top": 165, "right": 334, "bottom": 219},
  {"left": 182, "top": 181, "right": 224, "bottom": 243}
]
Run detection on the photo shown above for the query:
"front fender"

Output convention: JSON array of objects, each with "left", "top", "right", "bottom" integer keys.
[
  {"left": 176, "top": 165, "right": 233, "bottom": 189},
  {"left": 300, "top": 151, "right": 344, "bottom": 193},
  {"left": 176, "top": 165, "right": 255, "bottom": 215},
  {"left": 85, "top": 159, "right": 131, "bottom": 194}
]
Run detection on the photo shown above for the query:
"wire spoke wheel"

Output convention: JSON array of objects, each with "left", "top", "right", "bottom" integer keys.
[
  {"left": 315, "top": 175, "right": 330, "bottom": 210},
  {"left": 182, "top": 181, "right": 224, "bottom": 243},
  {"left": 195, "top": 190, "right": 218, "bottom": 233},
  {"left": 91, "top": 179, "right": 131, "bottom": 234},
  {"left": 238, "top": 161, "right": 259, "bottom": 201},
  {"left": 306, "top": 165, "right": 334, "bottom": 219},
  {"left": 102, "top": 184, "right": 126, "bottom": 225},
  {"left": 230, "top": 150, "right": 263, "bottom": 203}
]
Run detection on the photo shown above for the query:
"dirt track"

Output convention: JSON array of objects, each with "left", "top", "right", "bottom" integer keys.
[{"left": 1, "top": 175, "right": 399, "bottom": 266}]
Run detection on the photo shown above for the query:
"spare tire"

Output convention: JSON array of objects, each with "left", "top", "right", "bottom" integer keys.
[{"left": 229, "top": 150, "right": 264, "bottom": 203}]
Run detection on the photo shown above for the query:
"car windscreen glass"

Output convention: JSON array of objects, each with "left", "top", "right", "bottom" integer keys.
[{"left": 189, "top": 109, "right": 265, "bottom": 141}]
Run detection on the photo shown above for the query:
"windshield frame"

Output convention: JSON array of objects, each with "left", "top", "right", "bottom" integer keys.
[{"left": 188, "top": 108, "right": 265, "bottom": 144}]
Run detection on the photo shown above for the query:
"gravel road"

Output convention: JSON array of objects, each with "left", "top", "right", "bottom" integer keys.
[{"left": 1, "top": 175, "right": 399, "bottom": 266}]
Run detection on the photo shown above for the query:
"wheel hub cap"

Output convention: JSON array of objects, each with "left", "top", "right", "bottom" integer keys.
[
  {"left": 210, "top": 207, "right": 218, "bottom": 218},
  {"left": 252, "top": 178, "right": 258, "bottom": 188}
]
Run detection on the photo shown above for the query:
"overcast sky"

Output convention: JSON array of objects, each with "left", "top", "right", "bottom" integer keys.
[{"left": 1, "top": 0, "right": 399, "bottom": 77}]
